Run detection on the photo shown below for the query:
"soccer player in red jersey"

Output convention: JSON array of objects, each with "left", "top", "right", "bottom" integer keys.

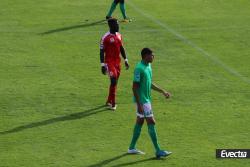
[{"left": 100, "top": 18, "right": 129, "bottom": 110}]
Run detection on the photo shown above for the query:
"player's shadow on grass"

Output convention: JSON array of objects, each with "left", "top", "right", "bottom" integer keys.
[
  {"left": 39, "top": 19, "right": 106, "bottom": 35},
  {"left": 110, "top": 157, "right": 163, "bottom": 167},
  {"left": 87, "top": 153, "right": 159, "bottom": 167},
  {"left": 86, "top": 153, "right": 128, "bottom": 167},
  {"left": 0, "top": 105, "right": 107, "bottom": 135}
]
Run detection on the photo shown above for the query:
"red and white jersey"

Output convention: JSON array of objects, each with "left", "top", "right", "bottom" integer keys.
[{"left": 100, "top": 32, "right": 123, "bottom": 65}]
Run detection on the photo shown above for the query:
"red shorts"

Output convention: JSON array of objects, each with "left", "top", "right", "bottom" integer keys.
[{"left": 107, "top": 64, "right": 121, "bottom": 79}]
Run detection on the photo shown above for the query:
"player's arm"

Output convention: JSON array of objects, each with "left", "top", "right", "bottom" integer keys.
[
  {"left": 133, "top": 82, "right": 143, "bottom": 113},
  {"left": 120, "top": 46, "right": 129, "bottom": 70},
  {"left": 100, "top": 49, "right": 107, "bottom": 75},
  {"left": 133, "top": 68, "right": 143, "bottom": 113},
  {"left": 100, "top": 36, "right": 107, "bottom": 75},
  {"left": 151, "top": 83, "right": 171, "bottom": 98},
  {"left": 100, "top": 49, "right": 104, "bottom": 64}
]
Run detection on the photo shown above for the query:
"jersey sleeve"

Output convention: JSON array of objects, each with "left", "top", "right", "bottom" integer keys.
[
  {"left": 133, "top": 68, "right": 141, "bottom": 82},
  {"left": 100, "top": 32, "right": 110, "bottom": 49}
]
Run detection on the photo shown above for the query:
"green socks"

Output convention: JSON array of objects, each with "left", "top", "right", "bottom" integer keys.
[
  {"left": 129, "top": 124, "right": 142, "bottom": 149},
  {"left": 107, "top": 2, "right": 117, "bottom": 17},
  {"left": 119, "top": 2, "right": 127, "bottom": 19},
  {"left": 148, "top": 124, "right": 161, "bottom": 152},
  {"left": 129, "top": 123, "right": 161, "bottom": 152}
]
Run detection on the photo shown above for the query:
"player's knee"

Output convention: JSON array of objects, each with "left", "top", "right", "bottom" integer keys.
[
  {"left": 120, "top": 0, "right": 125, "bottom": 4},
  {"left": 136, "top": 117, "right": 144, "bottom": 125},
  {"left": 110, "top": 78, "right": 117, "bottom": 86},
  {"left": 146, "top": 117, "right": 155, "bottom": 125}
]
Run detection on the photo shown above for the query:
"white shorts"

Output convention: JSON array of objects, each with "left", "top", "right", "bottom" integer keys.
[{"left": 136, "top": 103, "right": 154, "bottom": 118}]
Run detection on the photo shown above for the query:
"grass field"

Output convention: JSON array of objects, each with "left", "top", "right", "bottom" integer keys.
[{"left": 1, "top": 0, "right": 250, "bottom": 166}]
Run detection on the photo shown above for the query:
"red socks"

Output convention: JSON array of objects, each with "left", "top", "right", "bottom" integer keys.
[{"left": 107, "top": 85, "right": 117, "bottom": 106}]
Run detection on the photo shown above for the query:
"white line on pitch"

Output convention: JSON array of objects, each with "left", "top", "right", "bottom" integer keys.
[{"left": 128, "top": 1, "right": 250, "bottom": 84}]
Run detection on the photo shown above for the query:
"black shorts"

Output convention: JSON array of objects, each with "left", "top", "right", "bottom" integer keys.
[{"left": 114, "top": 0, "right": 124, "bottom": 4}]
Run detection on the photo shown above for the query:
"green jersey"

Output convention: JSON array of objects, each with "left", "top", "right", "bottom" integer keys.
[{"left": 133, "top": 61, "right": 152, "bottom": 104}]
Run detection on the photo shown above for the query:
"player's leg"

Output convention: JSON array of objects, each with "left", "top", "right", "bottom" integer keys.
[
  {"left": 106, "top": 0, "right": 119, "bottom": 19},
  {"left": 106, "top": 64, "right": 118, "bottom": 110},
  {"left": 107, "top": 77, "right": 117, "bottom": 110},
  {"left": 119, "top": 0, "right": 132, "bottom": 22},
  {"left": 106, "top": 65, "right": 114, "bottom": 106},
  {"left": 119, "top": 0, "right": 127, "bottom": 19},
  {"left": 128, "top": 115, "right": 145, "bottom": 154},
  {"left": 111, "top": 77, "right": 118, "bottom": 108},
  {"left": 145, "top": 103, "right": 172, "bottom": 158},
  {"left": 106, "top": 77, "right": 113, "bottom": 105},
  {"left": 146, "top": 117, "right": 161, "bottom": 152},
  {"left": 109, "top": 65, "right": 120, "bottom": 109}
]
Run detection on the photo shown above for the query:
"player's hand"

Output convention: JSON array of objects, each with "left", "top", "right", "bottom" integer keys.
[
  {"left": 162, "top": 91, "right": 171, "bottom": 99},
  {"left": 137, "top": 104, "right": 144, "bottom": 114},
  {"left": 101, "top": 66, "right": 107, "bottom": 75},
  {"left": 125, "top": 61, "right": 129, "bottom": 70}
]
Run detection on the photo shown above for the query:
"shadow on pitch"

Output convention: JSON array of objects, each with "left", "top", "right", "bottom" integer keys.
[
  {"left": 0, "top": 105, "right": 107, "bottom": 135},
  {"left": 110, "top": 157, "right": 163, "bottom": 167},
  {"left": 39, "top": 19, "right": 106, "bottom": 35},
  {"left": 86, "top": 153, "right": 159, "bottom": 167},
  {"left": 86, "top": 153, "right": 128, "bottom": 167}
]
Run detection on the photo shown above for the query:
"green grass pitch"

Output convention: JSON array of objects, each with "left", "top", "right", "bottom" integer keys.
[{"left": 0, "top": 0, "right": 250, "bottom": 166}]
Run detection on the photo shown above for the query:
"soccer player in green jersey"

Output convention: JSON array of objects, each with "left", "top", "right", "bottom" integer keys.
[
  {"left": 106, "top": 0, "right": 131, "bottom": 22},
  {"left": 127, "top": 48, "right": 172, "bottom": 158}
]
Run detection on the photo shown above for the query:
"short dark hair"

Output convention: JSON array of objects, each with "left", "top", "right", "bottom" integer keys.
[
  {"left": 108, "top": 18, "right": 118, "bottom": 27},
  {"left": 141, "top": 48, "right": 153, "bottom": 58}
]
